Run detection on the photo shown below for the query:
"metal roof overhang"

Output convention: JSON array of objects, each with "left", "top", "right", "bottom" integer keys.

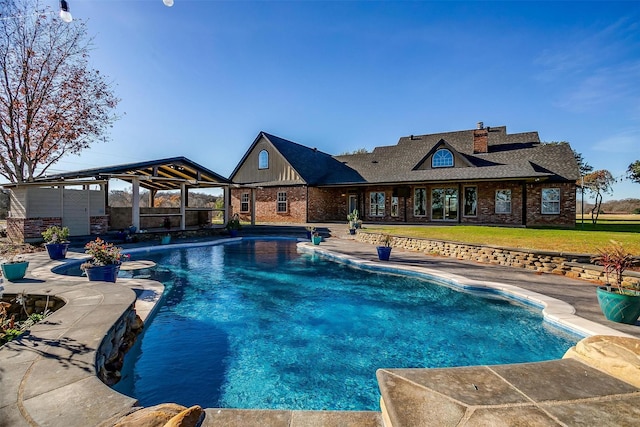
[{"left": 32, "top": 157, "right": 231, "bottom": 191}]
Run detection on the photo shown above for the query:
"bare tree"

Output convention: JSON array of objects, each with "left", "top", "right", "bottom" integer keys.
[
  {"left": 0, "top": 0, "right": 119, "bottom": 183},
  {"left": 582, "top": 170, "right": 615, "bottom": 225}
]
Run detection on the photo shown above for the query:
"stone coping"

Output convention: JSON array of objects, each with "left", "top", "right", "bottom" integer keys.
[{"left": 0, "top": 236, "right": 637, "bottom": 426}]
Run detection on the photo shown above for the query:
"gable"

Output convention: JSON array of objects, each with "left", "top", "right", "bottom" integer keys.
[
  {"left": 230, "top": 134, "right": 305, "bottom": 185},
  {"left": 413, "top": 139, "right": 474, "bottom": 171}
]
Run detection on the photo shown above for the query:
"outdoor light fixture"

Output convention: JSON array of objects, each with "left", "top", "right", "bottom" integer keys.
[
  {"left": 59, "top": 0, "right": 72, "bottom": 23},
  {"left": 163, "top": 0, "right": 174, "bottom": 6}
]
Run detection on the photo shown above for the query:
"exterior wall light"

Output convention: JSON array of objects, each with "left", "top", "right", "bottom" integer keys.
[
  {"left": 163, "top": 0, "right": 174, "bottom": 6},
  {"left": 59, "top": 0, "right": 72, "bottom": 22}
]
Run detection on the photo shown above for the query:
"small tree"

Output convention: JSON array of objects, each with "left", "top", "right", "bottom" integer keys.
[
  {"left": 582, "top": 170, "right": 614, "bottom": 225},
  {"left": 0, "top": 0, "right": 120, "bottom": 183},
  {"left": 628, "top": 160, "right": 640, "bottom": 185}
]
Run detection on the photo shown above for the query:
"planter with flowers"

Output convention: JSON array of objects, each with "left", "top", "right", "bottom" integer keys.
[
  {"left": 81, "top": 238, "right": 127, "bottom": 283},
  {"left": 592, "top": 241, "right": 640, "bottom": 325},
  {"left": 225, "top": 213, "right": 242, "bottom": 238},
  {"left": 42, "top": 225, "right": 71, "bottom": 260},
  {"left": 305, "top": 226, "right": 316, "bottom": 240},
  {"left": 311, "top": 232, "right": 322, "bottom": 245},
  {"left": 1, "top": 256, "right": 29, "bottom": 282},
  {"left": 376, "top": 234, "right": 393, "bottom": 261},
  {"left": 347, "top": 209, "right": 359, "bottom": 235}
]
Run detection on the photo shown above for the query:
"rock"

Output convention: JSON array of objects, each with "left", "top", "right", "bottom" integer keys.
[
  {"left": 563, "top": 335, "right": 640, "bottom": 387},
  {"left": 163, "top": 405, "right": 204, "bottom": 427},
  {"left": 113, "top": 403, "right": 187, "bottom": 427}
]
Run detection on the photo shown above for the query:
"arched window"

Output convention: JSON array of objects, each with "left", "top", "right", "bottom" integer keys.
[
  {"left": 432, "top": 149, "right": 454, "bottom": 168},
  {"left": 258, "top": 150, "right": 269, "bottom": 169}
]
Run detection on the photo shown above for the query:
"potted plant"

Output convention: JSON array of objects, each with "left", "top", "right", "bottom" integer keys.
[
  {"left": 305, "top": 226, "right": 316, "bottom": 240},
  {"left": 41, "top": 225, "right": 70, "bottom": 260},
  {"left": 376, "top": 234, "right": 393, "bottom": 261},
  {"left": 1, "top": 255, "right": 29, "bottom": 282},
  {"left": 311, "top": 232, "right": 322, "bottom": 245},
  {"left": 347, "top": 209, "right": 359, "bottom": 235},
  {"left": 225, "top": 213, "right": 242, "bottom": 237},
  {"left": 592, "top": 241, "right": 640, "bottom": 325},
  {"left": 81, "top": 238, "right": 127, "bottom": 283}
]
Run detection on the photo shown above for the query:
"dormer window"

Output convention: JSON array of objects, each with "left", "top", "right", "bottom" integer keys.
[
  {"left": 432, "top": 149, "right": 454, "bottom": 168},
  {"left": 258, "top": 150, "right": 269, "bottom": 169}
]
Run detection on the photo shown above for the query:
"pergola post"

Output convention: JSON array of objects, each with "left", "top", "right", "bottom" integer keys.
[
  {"left": 180, "top": 182, "right": 186, "bottom": 230},
  {"left": 132, "top": 177, "right": 140, "bottom": 231}
]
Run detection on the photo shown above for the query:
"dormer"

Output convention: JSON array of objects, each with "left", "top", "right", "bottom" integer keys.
[{"left": 413, "top": 139, "right": 473, "bottom": 170}]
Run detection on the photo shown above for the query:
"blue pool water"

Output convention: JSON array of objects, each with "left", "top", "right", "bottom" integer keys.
[{"left": 98, "top": 239, "right": 578, "bottom": 410}]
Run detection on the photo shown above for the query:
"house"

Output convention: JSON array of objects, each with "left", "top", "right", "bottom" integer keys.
[{"left": 229, "top": 123, "right": 580, "bottom": 227}]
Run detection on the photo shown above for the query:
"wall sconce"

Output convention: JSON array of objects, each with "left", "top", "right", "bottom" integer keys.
[
  {"left": 163, "top": 0, "right": 174, "bottom": 6},
  {"left": 59, "top": 0, "right": 72, "bottom": 23}
]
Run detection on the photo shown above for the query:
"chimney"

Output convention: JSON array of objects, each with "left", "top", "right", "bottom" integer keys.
[{"left": 473, "top": 122, "right": 488, "bottom": 154}]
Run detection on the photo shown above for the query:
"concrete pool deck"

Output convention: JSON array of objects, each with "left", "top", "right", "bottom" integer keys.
[{"left": 0, "top": 234, "right": 639, "bottom": 426}]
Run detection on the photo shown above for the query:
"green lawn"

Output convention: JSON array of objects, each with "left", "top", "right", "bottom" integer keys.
[{"left": 361, "top": 224, "right": 640, "bottom": 255}]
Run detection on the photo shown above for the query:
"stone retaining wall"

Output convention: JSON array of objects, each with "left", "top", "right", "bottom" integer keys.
[
  {"left": 356, "top": 232, "right": 640, "bottom": 288},
  {"left": 96, "top": 304, "right": 144, "bottom": 386}
]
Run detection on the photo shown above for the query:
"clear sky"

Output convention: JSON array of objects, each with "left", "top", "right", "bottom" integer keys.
[{"left": 49, "top": 0, "right": 639, "bottom": 201}]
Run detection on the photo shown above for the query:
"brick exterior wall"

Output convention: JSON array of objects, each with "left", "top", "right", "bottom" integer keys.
[
  {"left": 7, "top": 216, "right": 110, "bottom": 242},
  {"left": 230, "top": 181, "right": 576, "bottom": 228},
  {"left": 525, "top": 182, "right": 576, "bottom": 227},
  {"left": 308, "top": 187, "right": 349, "bottom": 222},
  {"left": 7, "top": 217, "right": 62, "bottom": 242},
  {"left": 90, "top": 216, "right": 109, "bottom": 235},
  {"left": 231, "top": 186, "right": 307, "bottom": 223}
]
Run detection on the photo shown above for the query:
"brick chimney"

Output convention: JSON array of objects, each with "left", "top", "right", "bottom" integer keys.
[{"left": 473, "top": 121, "right": 488, "bottom": 154}]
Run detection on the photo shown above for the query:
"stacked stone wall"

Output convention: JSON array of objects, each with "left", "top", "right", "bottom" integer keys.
[
  {"left": 95, "top": 304, "right": 144, "bottom": 386},
  {"left": 356, "top": 232, "right": 640, "bottom": 288}
]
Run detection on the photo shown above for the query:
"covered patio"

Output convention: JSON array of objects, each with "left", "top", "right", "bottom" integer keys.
[{"left": 3, "top": 157, "right": 231, "bottom": 242}]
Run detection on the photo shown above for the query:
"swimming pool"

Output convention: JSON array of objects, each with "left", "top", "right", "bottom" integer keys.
[{"left": 97, "top": 239, "right": 578, "bottom": 410}]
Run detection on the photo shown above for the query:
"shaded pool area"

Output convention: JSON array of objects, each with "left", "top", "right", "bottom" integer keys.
[{"left": 53, "top": 239, "right": 578, "bottom": 411}]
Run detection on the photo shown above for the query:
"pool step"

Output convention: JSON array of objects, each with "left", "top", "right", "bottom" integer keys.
[{"left": 201, "top": 408, "right": 383, "bottom": 426}]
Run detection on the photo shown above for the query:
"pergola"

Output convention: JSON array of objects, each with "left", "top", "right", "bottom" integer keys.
[{"left": 38, "top": 157, "right": 231, "bottom": 231}]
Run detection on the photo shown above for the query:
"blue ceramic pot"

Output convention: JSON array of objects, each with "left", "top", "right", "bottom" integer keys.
[
  {"left": 1, "top": 261, "right": 29, "bottom": 281},
  {"left": 85, "top": 264, "right": 121, "bottom": 283},
  {"left": 377, "top": 246, "right": 392, "bottom": 261},
  {"left": 596, "top": 286, "right": 640, "bottom": 325},
  {"left": 45, "top": 243, "right": 70, "bottom": 260}
]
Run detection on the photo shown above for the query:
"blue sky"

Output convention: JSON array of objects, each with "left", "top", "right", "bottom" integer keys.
[{"left": 50, "top": 0, "right": 640, "bottom": 201}]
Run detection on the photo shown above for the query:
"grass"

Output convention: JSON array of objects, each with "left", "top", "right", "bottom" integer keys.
[{"left": 362, "top": 223, "right": 640, "bottom": 255}]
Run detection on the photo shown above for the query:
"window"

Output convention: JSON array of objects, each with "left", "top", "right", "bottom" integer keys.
[
  {"left": 414, "top": 188, "right": 427, "bottom": 216},
  {"left": 541, "top": 188, "right": 560, "bottom": 214},
  {"left": 463, "top": 186, "right": 477, "bottom": 217},
  {"left": 240, "top": 193, "right": 250, "bottom": 213},
  {"left": 391, "top": 196, "right": 399, "bottom": 217},
  {"left": 431, "top": 188, "right": 458, "bottom": 220},
  {"left": 277, "top": 192, "right": 287, "bottom": 213},
  {"left": 258, "top": 150, "right": 269, "bottom": 169},
  {"left": 495, "top": 189, "right": 511, "bottom": 214},
  {"left": 432, "top": 149, "right": 454, "bottom": 168},
  {"left": 370, "top": 192, "right": 385, "bottom": 217}
]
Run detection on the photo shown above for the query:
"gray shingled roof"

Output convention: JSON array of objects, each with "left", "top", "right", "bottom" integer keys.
[
  {"left": 261, "top": 133, "right": 366, "bottom": 185},
  {"left": 332, "top": 126, "right": 580, "bottom": 185}
]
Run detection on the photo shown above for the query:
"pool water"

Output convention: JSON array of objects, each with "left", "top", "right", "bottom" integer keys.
[{"left": 110, "top": 239, "right": 578, "bottom": 410}]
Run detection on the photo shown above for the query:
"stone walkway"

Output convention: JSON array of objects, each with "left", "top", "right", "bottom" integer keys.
[{"left": 0, "top": 234, "right": 638, "bottom": 427}]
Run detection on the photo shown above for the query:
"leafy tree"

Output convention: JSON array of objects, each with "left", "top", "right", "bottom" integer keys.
[
  {"left": 582, "top": 170, "right": 615, "bottom": 225},
  {"left": 0, "top": 0, "right": 120, "bottom": 183},
  {"left": 628, "top": 160, "right": 640, "bottom": 184}
]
